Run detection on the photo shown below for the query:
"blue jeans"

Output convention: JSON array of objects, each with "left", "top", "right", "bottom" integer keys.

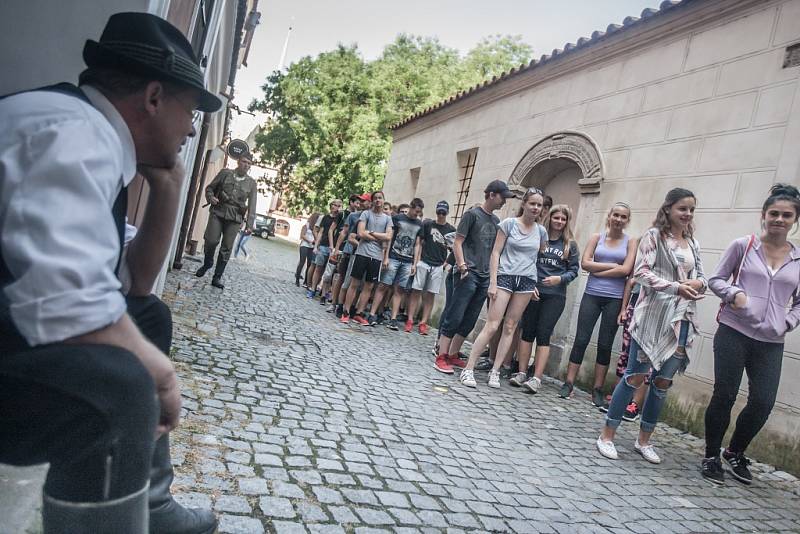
[
  {"left": 234, "top": 232, "right": 251, "bottom": 258},
  {"left": 438, "top": 271, "right": 489, "bottom": 339},
  {"left": 605, "top": 320, "right": 689, "bottom": 433}
]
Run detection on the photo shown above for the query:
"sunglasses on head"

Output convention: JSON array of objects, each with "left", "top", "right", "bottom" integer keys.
[{"left": 527, "top": 187, "right": 543, "bottom": 195}]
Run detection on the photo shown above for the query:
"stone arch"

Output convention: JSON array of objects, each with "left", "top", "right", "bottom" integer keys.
[{"left": 508, "top": 131, "right": 604, "bottom": 194}]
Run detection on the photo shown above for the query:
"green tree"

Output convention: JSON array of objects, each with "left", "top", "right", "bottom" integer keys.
[
  {"left": 250, "top": 34, "right": 533, "bottom": 213},
  {"left": 462, "top": 34, "right": 534, "bottom": 85}
]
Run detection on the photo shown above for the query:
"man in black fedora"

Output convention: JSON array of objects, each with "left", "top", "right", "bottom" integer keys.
[
  {"left": 0, "top": 12, "right": 219, "bottom": 534},
  {"left": 196, "top": 152, "right": 257, "bottom": 289}
]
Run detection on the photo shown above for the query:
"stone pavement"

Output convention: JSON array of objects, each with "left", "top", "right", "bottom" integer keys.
[
  {"left": 162, "top": 237, "right": 799, "bottom": 534},
  {"left": 2, "top": 236, "right": 798, "bottom": 534}
]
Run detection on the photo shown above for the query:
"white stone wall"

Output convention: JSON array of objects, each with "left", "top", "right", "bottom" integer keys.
[{"left": 384, "top": 0, "right": 800, "bottom": 419}]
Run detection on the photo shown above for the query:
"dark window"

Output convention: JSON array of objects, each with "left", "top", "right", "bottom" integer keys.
[{"left": 190, "top": 0, "right": 215, "bottom": 58}]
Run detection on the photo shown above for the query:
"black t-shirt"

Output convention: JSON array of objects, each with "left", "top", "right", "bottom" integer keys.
[
  {"left": 456, "top": 207, "right": 499, "bottom": 276},
  {"left": 421, "top": 219, "right": 456, "bottom": 267},
  {"left": 317, "top": 213, "right": 343, "bottom": 247},
  {"left": 388, "top": 214, "right": 423, "bottom": 262}
]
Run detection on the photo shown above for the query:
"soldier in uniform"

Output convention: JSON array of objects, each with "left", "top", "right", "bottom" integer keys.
[{"left": 195, "top": 154, "right": 257, "bottom": 288}]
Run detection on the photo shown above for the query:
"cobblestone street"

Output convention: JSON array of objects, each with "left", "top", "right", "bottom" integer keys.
[{"left": 163, "top": 237, "right": 800, "bottom": 534}]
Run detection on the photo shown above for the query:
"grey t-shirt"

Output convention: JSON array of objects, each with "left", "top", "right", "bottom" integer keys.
[
  {"left": 354, "top": 209, "right": 393, "bottom": 260},
  {"left": 342, "top": 210, "right": 361, "bottom": 255},
  {"left": 497, "top": 217, "right": 548, "bottom": 279},
  {"left": 456, "top": 207, "right": 500, "bottom": 277}
]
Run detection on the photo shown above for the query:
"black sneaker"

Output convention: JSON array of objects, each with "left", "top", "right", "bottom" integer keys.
[
  {"left": 387, "top": 319, "right": 399, "bottom": 330},
  {"left": 367, "top": 314, "right": 379, "bottom": 326},
  {"left": 475, "top": 357, "right": 493, "bottom": 371},
  {"left": 701, "top": 456, "right": 725, "bottom": 485},
  {"left": 622, "top": 402, "right": 640, "bottom": 422},
  {"left": 334, "top": 304, "right": 344, "bottom": 318},
  {"left": 499, "top": 366, "right": 513, "bottom": 379},
  {"left": 591, "top": 388, "right": 606, "bottom": 408},
  {"left": 559, "top": 382, "right": 573, "bottom": 399},
  {"left": 723, "top": 449, "right": 753, "bottom": 485}
]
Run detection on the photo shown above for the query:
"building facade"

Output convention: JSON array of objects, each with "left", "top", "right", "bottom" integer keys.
[{"left": 383, "top": 0, "right": 800, "bottom": 471}]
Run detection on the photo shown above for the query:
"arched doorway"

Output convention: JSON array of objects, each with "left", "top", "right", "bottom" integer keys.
[{"left": 505, "top": 132, "right": 605, "bottom": 377}]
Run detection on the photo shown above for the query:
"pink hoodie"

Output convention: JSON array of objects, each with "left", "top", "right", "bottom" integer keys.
[{"left": 710, "top": 236, "right": 800, "bottom": 343}]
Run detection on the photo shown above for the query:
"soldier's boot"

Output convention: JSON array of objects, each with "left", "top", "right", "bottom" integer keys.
[
  {"left": 211, "top": 256, "right": 227, "bottom": 289},
  {"left": 43, "top": 484, "right": 149, "bottom": 534},
  {"left": 195, "top": 249, "right": 215, "bottom": 277},
  {"left": 148, "top": 435, "right": 217, "bottom": 534}
]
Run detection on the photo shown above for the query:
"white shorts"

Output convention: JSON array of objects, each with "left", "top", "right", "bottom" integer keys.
[
  {"left": 411, "top": 261, "right": 444, "bottom": 294},
  {"left": 322, "top": 261, "right": 336, "bottom": 283}
]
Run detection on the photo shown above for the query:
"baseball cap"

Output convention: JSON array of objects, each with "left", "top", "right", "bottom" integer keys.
[
  {"left": 358, "top": 193, "right": 371, "bottom": 202},
  {"left": 435, "top": 200, "right": 449, "bottom": 214},
  {"left": 484, "top": 180, "right": 516, "bottom": 199}
]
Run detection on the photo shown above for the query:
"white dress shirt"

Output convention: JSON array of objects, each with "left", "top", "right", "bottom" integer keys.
[{"left": 0, "top": 84, "right": 137, "bottom": 346}]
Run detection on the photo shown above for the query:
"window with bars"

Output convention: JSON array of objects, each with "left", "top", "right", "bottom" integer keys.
[{"left": 453, "top": 149, "right": 478, "bottom": 225}]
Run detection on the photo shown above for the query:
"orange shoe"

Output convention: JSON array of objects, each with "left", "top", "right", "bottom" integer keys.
[
  {"left": 434, "top": 355, "right": 454, "bottom": 374},
  {"left": 447, "top": 354, "right": 466, "bottom": 369},
  {"left": 418, "top": 323, "right": 429, "bottom": 335},
  {"left": 404, "top": 320, "right": 413, "bottom": 333}
]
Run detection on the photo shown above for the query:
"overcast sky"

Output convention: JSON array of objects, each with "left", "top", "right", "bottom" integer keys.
[{"left": 231, "top": 0, "right": 662, "bottom": 138}]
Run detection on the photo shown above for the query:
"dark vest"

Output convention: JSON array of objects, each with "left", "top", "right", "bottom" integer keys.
[{"left": 0, "top": 83, "right": 128, "bottom": 352}]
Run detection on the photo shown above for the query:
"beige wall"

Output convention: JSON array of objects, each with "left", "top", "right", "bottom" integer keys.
[{"left": 384, "top": 0, "right": 800, "bottom": 467}]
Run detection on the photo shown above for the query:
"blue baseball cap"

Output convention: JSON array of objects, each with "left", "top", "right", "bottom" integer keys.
[{"left": 435, "top": 200, "right": 449, "bottom": 214}]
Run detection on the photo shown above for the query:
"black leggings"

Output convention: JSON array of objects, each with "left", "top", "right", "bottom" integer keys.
[
  {"left": 521, "top": 293, "right": 566, "bottom": 345},
  {"left": 704, "top": 323, "right": 783, "bottom": 458},
  {"left": 296, "top": 246, "right": 313, "bottom": 281},
  {"left": 569, "top": 293, "right": 622, "bottom": 367}
]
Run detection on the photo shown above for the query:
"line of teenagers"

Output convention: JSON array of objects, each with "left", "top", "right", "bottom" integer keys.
[
  {"left": 435, "top": 178, "right": 800, "bottom": 485},
  {"left": 588, "top": 184, "right": 800, "bottom": 486}
]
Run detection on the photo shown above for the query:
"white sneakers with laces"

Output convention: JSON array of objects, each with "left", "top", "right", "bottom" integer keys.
[
  {"left": 596, "top": 438, "right": 618, "bottom": 460},
  {"left": 487, "top": 370, "right": 500, "bottom": 388},
  {"left": 522, "top": 376, "right": 541, "bottom": 394},
  {"left": 459, "top": 369, "right": 476, "bottom": 388},
  {"left": 635, "top": 440, "right": 662, "bottom": 464}
]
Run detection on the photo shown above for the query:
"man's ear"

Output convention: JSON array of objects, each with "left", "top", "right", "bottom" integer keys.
[{"left": 142, "top": 81, "right": 166, "bottom": 117}]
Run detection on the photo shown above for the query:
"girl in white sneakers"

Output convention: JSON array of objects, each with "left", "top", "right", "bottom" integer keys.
[
  {"left": 460, "top": 188, "right": 547, "bottom": 388},
  {"left": 596, "top": 188, "right": 706, "bottom": 464}
]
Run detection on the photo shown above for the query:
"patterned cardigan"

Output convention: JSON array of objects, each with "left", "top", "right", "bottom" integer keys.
[{"left": 629, "top": 228, "right": 707, "bottom": 372}]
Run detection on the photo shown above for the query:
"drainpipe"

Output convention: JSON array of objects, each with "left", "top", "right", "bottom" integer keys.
[{"left": 172, "top": 113, "right": 211, "bottom": 269}]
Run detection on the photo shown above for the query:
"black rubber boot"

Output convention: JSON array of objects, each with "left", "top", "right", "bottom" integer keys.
[
  {"left": 43, "top": 483, "right": 149, "bottom": 534},
  {"left": 211, "top": 258, "right": 227, "bottom": 289},
  {"left": 195, "top": 250, "right": 215, "bottom": 277},
  {"left": 149, "top": 435, "right": 218, "bottom": 534}
]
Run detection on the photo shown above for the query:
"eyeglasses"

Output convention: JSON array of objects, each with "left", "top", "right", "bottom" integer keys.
[
  {"left": 527, "top": 187, "right": 543, "bottom": 195},
  {"left": 192, "top": 110, "right": 202, "bottom": 124}
]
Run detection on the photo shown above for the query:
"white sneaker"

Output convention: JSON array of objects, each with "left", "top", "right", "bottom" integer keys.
[
  {"left": 635, "top": 440, "right": 662, "bottom": 464},
  {"left": 487, "top": 370, "right": 500, "bottom": 388},
  {"left": 522, "top": 376, "right": 541, "bottom": 394},
  {"left": 508, "top": 372, "right": 527, "bottom": 387},
  {"left": 596, "top": 437, "right": 618, "bottom": 460},
  {"left": 460, "top": 369, "right": 477, "bottom": 387}
]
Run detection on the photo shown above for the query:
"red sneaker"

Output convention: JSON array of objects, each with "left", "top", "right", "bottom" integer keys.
[
  {"left": 352, "top": 315, "right": 369, "bottom": 326},
  {"left": 404, "top": 320, "right": 413, "bottom": 333},
  {"left": 339, "top": 313, "right": 350, "bottom": 324},
  {"left": 447, "top": 354, "right": 466, "bottom": 369},
  {"left": 418, "top": 323, "right": 429, "bottom": 335},
  {"left": 434, "top": 355, "right": 454, "bottom": 374}
]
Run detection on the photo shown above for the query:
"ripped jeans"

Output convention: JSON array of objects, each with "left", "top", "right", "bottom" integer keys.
[{"left": 605, "top": 320, "right": 689, "bottom": 433}]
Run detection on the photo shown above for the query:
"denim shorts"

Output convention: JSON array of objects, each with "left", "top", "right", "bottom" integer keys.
[
  {"left": 496, "top": 274, "right": 537, "bottom": 293},
  {"left": 313, "top": 245, "right": 330, "bottom": 266},
  {"left": 380, "top": 257, "right": 413, "bottom": 287}
]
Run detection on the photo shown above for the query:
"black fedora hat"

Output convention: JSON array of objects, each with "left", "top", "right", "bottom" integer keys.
[{"left": 83, "top": 12, "right": 222, "bottom": 112}]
